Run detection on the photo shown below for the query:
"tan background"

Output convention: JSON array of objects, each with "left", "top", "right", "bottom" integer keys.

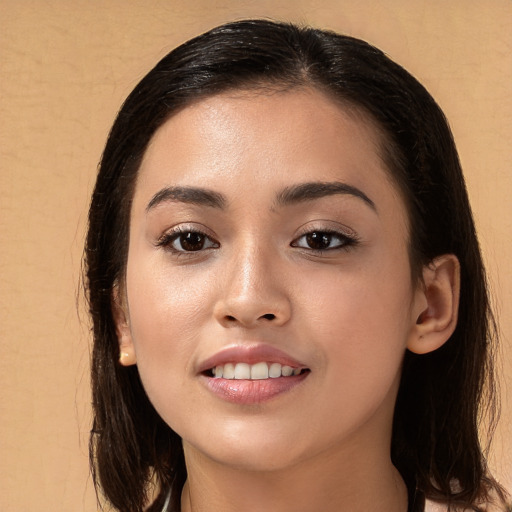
[{"left": 1, "top": 1, "right": 510, "bottom": 510}]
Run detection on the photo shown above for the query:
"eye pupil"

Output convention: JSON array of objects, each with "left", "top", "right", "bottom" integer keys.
[
  {"left": 306, "top": 232, "right": 332, "bottom": 250},
  {"left": 180, "top": 232, "right": 205, "bottom": 251}
]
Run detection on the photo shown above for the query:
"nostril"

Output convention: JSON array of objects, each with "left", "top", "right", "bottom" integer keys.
[{"left": 221, "top": 313, "right": 278, "bottom": 325}]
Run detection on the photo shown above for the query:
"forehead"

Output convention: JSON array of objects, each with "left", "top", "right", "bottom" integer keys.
[{"left": 134, "top": 87, "right": 405, "bottom": 221}]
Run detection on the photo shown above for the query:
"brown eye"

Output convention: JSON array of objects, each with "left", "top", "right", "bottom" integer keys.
[
  {"left": 177, "top": 232, "right": 207, "bottom": 251},
  {"left": 291, "top": 230, "right": 357, "bottom": 252},
  {"left": 305, "top": 232, "right": 333, "bottom": 250},
  {"left": 158, "top": 229, "right": 219, "bottom": 253}
]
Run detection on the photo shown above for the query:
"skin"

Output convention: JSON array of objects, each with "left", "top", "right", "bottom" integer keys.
[{"left": 115, "top": 87, "right": 459, "bottom": 511}]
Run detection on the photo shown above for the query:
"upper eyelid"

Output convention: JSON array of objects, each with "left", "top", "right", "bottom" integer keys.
[
  {"left": 294, "top": 229, "right": 356, "bottom": 241},
  {"left": 159, "top": 223, "right": 216, "bottom": 238},
  {"left": 295, "top": 226, "right": 355, "bottom": 237},
  {"left": 155, "top": 225, "right": 219, "bottom": 248},
  {"left": 293, "top": 221, "right": 359, "bottom": 239}
]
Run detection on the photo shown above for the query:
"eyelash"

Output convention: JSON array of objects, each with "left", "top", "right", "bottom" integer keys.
[
  {"left": 290, "top": 228, "right": 360, "bottom": 254},
  {"left": 156, "top": 226, "right": 360, "bottom": 255},
  {"left": 156, "top": 226, "right": 219, "bottom": 254}
]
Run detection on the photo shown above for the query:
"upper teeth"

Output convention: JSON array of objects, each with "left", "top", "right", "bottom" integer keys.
[{"left": 212, "top": 362, "right": 302, "bottom": 380}]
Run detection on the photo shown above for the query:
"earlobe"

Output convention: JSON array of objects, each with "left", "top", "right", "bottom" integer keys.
[
  {"left": 112, "top": 284, "right": 137, "bottom": 366},
  {"left": 407, "top": 254, "right": 460, "bottom": 355}
]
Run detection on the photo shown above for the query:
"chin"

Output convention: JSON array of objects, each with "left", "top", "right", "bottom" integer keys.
[
  {"left": 182, "top": 422, "right": 314, "bottom": 473},
  {"left": 194, "top": 425, "right": 370, "bottom": 476}
]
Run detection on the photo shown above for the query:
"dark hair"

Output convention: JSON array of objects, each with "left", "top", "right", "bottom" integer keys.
[{"left": 85, "top": 19, "right": 507, "bottom": 512}]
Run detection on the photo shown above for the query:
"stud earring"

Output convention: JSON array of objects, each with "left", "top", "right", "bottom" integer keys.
[{"left": 119, "top": 351, "right": 136, "bottom": 366}]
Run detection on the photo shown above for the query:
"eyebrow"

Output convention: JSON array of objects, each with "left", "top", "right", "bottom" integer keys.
[
  {"left": 146, "top": 186, "right": 227, "bottom": 212},
  {"left": 146, "top": 181, "right": 376, "bottom": 213},
  {"left": 274, "top": 181, "right": 376, "bottom": 211}
]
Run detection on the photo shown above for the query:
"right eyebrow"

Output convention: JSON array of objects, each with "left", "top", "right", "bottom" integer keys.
[{"left": 145, "top": 186, "right": 227, "bottom": 212}]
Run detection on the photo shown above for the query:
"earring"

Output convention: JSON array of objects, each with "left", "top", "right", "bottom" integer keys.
[{"left": 119, "top": 351, "right": 136, "bottom": 366}]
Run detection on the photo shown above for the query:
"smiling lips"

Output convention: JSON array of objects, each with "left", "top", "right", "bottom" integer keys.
[{"left": 200, "top": 345, "right": 310, "bottom": 404}]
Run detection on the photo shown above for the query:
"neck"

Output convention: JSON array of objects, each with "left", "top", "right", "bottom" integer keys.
[{"left": 180, "top": 436, "right": 408, "bottom": 512}]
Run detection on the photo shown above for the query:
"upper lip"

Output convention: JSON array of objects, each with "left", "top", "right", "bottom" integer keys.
[{"left": 197, "top": 344, "right": 307, "bottom": 374}]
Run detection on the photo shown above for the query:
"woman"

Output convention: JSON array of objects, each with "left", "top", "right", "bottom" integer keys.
[{"left": 85, "top": 19, "right": 509, "bottom": 512}]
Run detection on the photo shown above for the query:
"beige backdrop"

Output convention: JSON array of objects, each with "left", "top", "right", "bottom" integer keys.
[{"left": 1, "top": 1, "right": 511, "bottom": 510}]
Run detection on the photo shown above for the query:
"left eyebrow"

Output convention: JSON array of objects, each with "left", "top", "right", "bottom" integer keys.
[{"left": 274, "top": 181, "right": 376, "bottom": 211}]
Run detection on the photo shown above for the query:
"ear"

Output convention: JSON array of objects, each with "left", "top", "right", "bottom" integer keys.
[
  {"left": 407, "top": 254, "right": 460, "bottom": 355},
  {"left": 112, "top": 283, "right": 137, "bottom": 366}
]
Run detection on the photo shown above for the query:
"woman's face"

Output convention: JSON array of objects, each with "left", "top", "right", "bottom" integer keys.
[{"left": 119, "top": 88, "right": 425, "bottom": 471}]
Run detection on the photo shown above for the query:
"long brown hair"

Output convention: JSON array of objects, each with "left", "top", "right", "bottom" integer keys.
[{"left": 84, "top": 19, "right": 507, "bottom": 511}]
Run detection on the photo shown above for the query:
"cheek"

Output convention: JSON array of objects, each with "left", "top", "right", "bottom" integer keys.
[
  {"left": 290, "top": 274, "right": 412, "bottom": 445},
  {"left": 124, "top": 257, "right": 216, "bottom": 380},
  {"left": 296, "top": 255, "right": 414, "bottom": 384},
  {"left": 299, "top": 250, "right": 413, "bottom": 329},
  {"left": 123, "top": 263, "right": 215, "bottom": 426}
]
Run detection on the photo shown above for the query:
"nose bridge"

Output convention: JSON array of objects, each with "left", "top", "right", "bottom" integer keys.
[
  {"left": 227, "top": 237, "right": 276, "bottom": 306},
  {"left": 216, "top": 235, "right": 291, "bottom": 327}
]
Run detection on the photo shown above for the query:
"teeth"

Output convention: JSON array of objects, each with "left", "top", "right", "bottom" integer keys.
[
  {"left": 234, "top": 363, "right": 250, "bottom": 380},
  {"left": 223, "top": 363, "right": 235, "bottom": 379},
  {"left": 211, "top": 362, "right": 304, "bottom": 380},
  {"left": 269, "top": 362, "right": 282, "bottom": 378},
  {"left": 281, "top": 365, "right": 293, "bottom": 377},
  {"left": 251, "top": 362, "right": 269, "bottom": 379}
]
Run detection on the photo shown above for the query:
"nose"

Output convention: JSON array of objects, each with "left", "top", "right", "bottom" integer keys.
[{"left": 213, "top": 243, "right": 292, "bottom": 329}]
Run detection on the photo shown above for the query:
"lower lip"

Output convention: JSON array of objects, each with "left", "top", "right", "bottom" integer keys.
[{"left": 202, "top": 373, "right": 309, "bottom": 405}]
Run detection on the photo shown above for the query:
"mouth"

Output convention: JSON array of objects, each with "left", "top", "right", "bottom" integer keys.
[
  {"left": 199, "top": 345, "right": 311, "bottom": 404},
  {"left": 205, "top": 361, "right": 310, "bottom": 380}
]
